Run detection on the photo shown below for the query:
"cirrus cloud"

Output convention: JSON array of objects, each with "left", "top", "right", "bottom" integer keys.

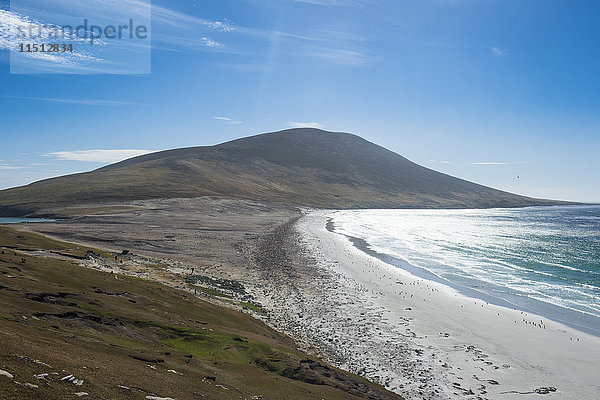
[
  {"left": 490, "top": 47, "right": 508, "bottom": 57},
  {"left": 288, "top": 121, "right": 324, "bottom": 129},
  {"left": 45, "top": 149, "right": 154, "bottom": 163}
]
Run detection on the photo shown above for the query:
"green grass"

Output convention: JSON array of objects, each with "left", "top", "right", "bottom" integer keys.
[
  {"left": 163, "top": 329, "right": 284, "bottom": 366},
  {"left": 0, "top": 225, "right": 403, "bottom": 400}
]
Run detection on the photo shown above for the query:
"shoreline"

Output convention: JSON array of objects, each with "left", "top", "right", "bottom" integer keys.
[
  {"left": 12, "top": 199, "right": 600, "bottom": 399},
  {"left": 291, "top": 209, "right": 600, "bottom": 399},
  {"left": 327, "top": 219, "right": 600, "bottom": 338}
]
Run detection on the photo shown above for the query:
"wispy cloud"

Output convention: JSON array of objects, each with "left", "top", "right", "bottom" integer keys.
[
  {"left": 4, "top": 96, "right": 145, "bottom": 106},
  {"left": 292, "top": 0, "right": 377, "bottom": 6},
  {"left": 306, "top": 48, "right": 377, "bottom": 66},
  {"left": 150, "top": 4, "right": 233, "bottom": 32},
  {"left": 3, "top": 0, "right": 377, "bottom": 73},
  {"left": 212, "top": 10, "right": 376, "bottom": 68},
  {"left": 490, "top": 47, "right": 508, "bottom": 57},
  {"left": 213, "top": 116, "right": 243, "bottom": 125},
  {"left": 150, "top": 33, "right": 226, "bottom": 52},
  {"left": 139, "top": 1, "right": 375, "bottom": 68},
  {"left": 288, "top": 121, "right": 324, "bottom": 129},
  {"left": 202, "top": 37, "right": 223, "bottom": 48},
  {"left": 0, "top": 9, "right": 106, "bottom": 70},
  {"left": 429, "top": 159, "right": 454, "bottom": 165},
  {"left": 0, "top": 165, "right": 27, "bottom": 170},
  {"left": 46, "top": 149, "right": 154, "bottom": 163},
  {"left": 472, "top": 162, "right": 510, "bottom": 165}
]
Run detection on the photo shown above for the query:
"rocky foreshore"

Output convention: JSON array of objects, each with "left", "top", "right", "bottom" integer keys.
[
  {"left": 252, "top": 210, "right": 600, "bottom": 400},
  {"left": 245, "top": 211, "right": 459, "bottom": 399}
]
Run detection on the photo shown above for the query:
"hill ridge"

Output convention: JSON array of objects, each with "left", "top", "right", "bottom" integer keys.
[{"left": 0, "top": 128, "right": 567, "bottom": 216}]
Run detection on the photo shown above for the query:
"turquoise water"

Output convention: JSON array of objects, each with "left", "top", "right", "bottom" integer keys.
[
  {"left": 331, "top": 206, "right": 600, "bottom": 335},
  {"left": 0, "top": 217, "right": 53, "bottom": 224}
]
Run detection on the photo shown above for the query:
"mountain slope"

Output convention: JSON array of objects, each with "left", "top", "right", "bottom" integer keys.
[
  {"left": 0, "top": 226, "right": 401, "bottom": 400},
  {"left": 0, "top": 128, "right": 565, "bottom": 216}
]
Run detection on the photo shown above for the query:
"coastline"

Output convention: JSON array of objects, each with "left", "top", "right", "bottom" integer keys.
[
  {"left": 331, "top": 220, "right": 600, "bottom": 338},
  {"left": 12, "top": 199, "right": 600, "bottom": 399},
  {"left": 286, "top": 209, "right": 600, "bottom": 399}
]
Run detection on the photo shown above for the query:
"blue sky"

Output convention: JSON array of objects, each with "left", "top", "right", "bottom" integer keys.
[{"left": 1, "top": 0, "right": 599, "bottom": 202}]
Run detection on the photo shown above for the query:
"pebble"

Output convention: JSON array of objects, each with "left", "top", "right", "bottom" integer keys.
[
  {"left": 0, "top": 369, "right": 14, "bottom": 378},
  {"left": 60, "top": 374, "right": 84, "bottom": 385}
]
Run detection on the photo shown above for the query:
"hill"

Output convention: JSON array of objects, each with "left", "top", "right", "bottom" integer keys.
[
  {"left": 0, "top": 225, "right": 400, "bottom": 400},
  {"left": 0, "top": 128, "right": 566, "bottom": 216}
]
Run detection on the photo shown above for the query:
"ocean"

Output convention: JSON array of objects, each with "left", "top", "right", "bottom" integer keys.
[
  {"left": 330, "top": 205, "right": 600, "bottom": 335},
  {"left": 0, "top": 218, "right": 53, "bottom": 224}
]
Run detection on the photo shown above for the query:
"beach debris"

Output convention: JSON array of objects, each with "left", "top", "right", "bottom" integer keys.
[
  {"left": 501, "top": 386, "right": 557, "bottom": 395},
  {"left": 0, "top": 369, "right": 14, "bottom": 378},
  {"left": 145, "top": 396, "right": 174, "bottom": 400},
  {"left": 75, "top": 393, "right": 89, "bottom": 397},
  {"left": 534, "top": 387, "right": 557, "bottom": 394},
  {"left": 24, "top": 382, "right": 39, "bottom": 388}
]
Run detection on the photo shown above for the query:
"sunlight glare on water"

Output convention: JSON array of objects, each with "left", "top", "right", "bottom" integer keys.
[{"left": 332, "top": 206, "right": 600, "bottom": 321}]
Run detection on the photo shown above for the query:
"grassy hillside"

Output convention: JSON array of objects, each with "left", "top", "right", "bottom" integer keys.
[
  {"left": 0, "top": 226, "right": 401, "bottom": 400},
  {"left": 0, "top": 128, "right": 567, "bottom": 216}
]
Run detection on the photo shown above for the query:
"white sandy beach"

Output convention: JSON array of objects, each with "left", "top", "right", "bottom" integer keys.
[{"left": 275, "top": 210, "right": 600, "bottom": 399}]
